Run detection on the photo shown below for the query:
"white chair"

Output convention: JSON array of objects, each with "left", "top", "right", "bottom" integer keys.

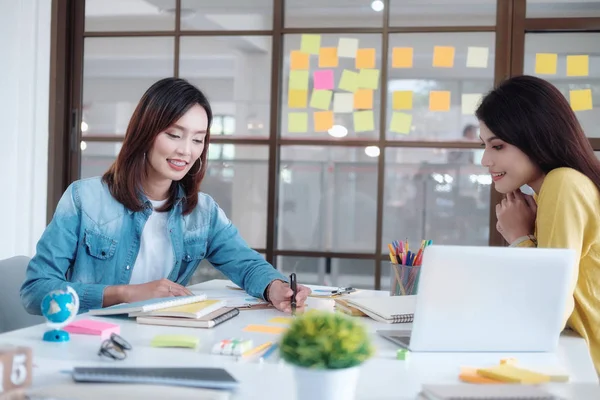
[{"left": 0, "top": 256, "right": 44, "bottom": 333}]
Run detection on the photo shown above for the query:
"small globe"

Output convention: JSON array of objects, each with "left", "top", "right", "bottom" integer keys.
[{"left": 41, "top": 286, "right": 79, "bottom": 328}]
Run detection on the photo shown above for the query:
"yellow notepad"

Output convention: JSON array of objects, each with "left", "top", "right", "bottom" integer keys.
[
  {"left": 133, "top": 299, "right": 226, "bottom": 319},
  {"left": 476, "top": 364, "right": 551, "bottom": 384}
]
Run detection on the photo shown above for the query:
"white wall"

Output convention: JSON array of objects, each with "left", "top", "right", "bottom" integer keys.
[{"left": 0, "top": 0, "right": 51, "bottom": 260}]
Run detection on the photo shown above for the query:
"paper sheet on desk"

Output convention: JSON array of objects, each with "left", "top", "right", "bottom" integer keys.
[{"left": 197, "top": 289, "right": 271, "bottom": 309}]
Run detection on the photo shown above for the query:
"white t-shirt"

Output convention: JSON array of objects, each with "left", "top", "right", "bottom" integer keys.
[{"left": 129, "top": 198, "right": 174, "bottom": 285}]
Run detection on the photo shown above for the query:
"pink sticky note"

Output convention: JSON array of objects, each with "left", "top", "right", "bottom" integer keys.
[
  {"left": 313, "top": 70, "right": 334, "bottom": 90},
  {"left": 65, "top": 319, "right": 120, "bottom": 340}
]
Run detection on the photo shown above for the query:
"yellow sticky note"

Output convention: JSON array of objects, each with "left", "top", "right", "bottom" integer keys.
[
  {"left": 288, "top": 89, "right": 308, "bottom": 108},
  {"left": 433, "top": 46, "right": 455, "bottom": 68},
  {"left": 393, "top": 91, "right": 413, "bottom": 110},
  {"left": 429, "top": 91, "right": 451, "bottom": 111},
  {"left": 339, "top": 69, "right": 359, "bottom": 92},
  {"left": 300, "top": 34, "right": 321, "bottom": 55},
  {"left": 290, "top": 50, "right": 309, "bottom": 70},
  {"left": 310, "top": 90, "right": 333, "bottom": 110},
  {"left": 150, "top": 335, "right": 199, "bottom": 349},
  {"left": 319, "top": 47, "right": 338, "bottom": 68},
  {"left": 357, "top": 69, "right": 379, "bottom": 89},
  {"left": 314, "top": 111, "right": 334, "bottom": 132},
  {"left": 243, "top": 324, "right": 287, "bottom": 334},
  {"left": 288, "top": 112, "right": 308, "bottom": 133},
  {"left": 354, "top": 110, "right": 374, "bottom": 132},
  {"left": 356, "top": 48, "right": 376, "bottom": 69},
  {"left": 535, "top": 53, "right": 557, "bottom": 75},
  {"left": 392, "top": 47, "right": 413, "bottom": 68},
  {"left": 269, "top": 317, "right": 293, "bottom": 325},
  {"left": 390, "top": 112, "right": 412, "bottom": 135},
  {"left": 570, "top": 89, "right": 593, "bottom": 111},
  {"left": 354, "top": 89, "right": 373, "bottom": 109},
  {"left": 567, "top": 55, "right": 589, "bottom": 77},
  {"left": 289, "top": 70, "right": 309, "bottom": 90}
]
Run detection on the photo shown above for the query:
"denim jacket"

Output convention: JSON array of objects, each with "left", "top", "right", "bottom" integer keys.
[{"left": 21, "top": 177, "right": 286, "bottom": 315}]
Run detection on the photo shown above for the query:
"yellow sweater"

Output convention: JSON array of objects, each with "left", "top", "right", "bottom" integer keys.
[{"left": 516, "top": 167, "right": 600, "bottom": 373}]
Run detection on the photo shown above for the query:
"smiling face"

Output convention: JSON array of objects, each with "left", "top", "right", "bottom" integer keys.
[
  {"left": 479, "top": 121, "right": 544, "bottom": 194},
  {"left": 145, "top": 104, "right": 208, "bottom": 197}
]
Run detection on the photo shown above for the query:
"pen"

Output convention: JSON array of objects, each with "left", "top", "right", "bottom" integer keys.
[
  {"left": 260, "top": 343, "right": 279, "bottom": 361},
  {"left": 290, "top": 273, "right": 297, "bottom": 316}
]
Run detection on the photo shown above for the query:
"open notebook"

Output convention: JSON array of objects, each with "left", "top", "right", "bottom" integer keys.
[
  {"left": 345, "top": 296, "right": 416, "bottom": 323},
  {"left": 88, "top": 294, "right": 207, "bottom": 316},
  {"left": 129, "top": 299, "right": 226, "bottom": 318}
]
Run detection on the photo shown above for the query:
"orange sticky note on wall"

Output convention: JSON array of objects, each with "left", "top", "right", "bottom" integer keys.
[
  {"left": 570, "top": 89, "right": 593, "bottom": 111},
  {"left": 288, "top": 89, "right": 308, "bottom": 108},
  {"left": 433, "top": 46, "right": 455, "bottom": 68},
  {"left": 356, "top": 48, "right": 376, "bottom": 69},
  {"left": 393, "top": 91, "right": 413, "bottom": 110},
  {"left": 392, "top": 47, "right": 413, "bottom": 68},
  {"left": 319, "top": 47, "right": 338, "bottom": 68},
  {"left": 243, "top": 324, "right": 287, "bottom": 334},
  {"left": 314, "top": 111, "right": 334, "bottom": 132},
  {"left": 354, "top": 89, "right": 373, "bottom": 109},
  {"left": 429, "top": 91, "right": 451, "bottom": 111},
  {"left": 290, "top": 51, "right": 309, "bottom": 70},
  {"left": 535, "top": 53, "right": 557, "bottom": 75}
]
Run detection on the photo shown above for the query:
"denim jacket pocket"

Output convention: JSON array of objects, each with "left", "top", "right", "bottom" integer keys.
[
  {"left": 84, "top": 229, "right": 117, "bottom": 260},
  {"left": 179, "top": 241, "right": 207, "bottom": 283}
]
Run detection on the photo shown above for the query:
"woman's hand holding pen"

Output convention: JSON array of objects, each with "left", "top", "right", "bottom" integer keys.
[
  {"left": 496, "top": 190, "right": 537, "bottom": 244},
  {"left": 267, "top": 280, "right": 311, "bottom": 314}
]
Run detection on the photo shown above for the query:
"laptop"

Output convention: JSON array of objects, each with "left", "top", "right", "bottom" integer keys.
[{"left": 378, "top": 245, "right": 576, "bottom": 352}]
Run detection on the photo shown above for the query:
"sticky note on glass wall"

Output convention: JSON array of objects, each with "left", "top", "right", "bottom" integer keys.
[
  {"left": 290, "top": 50, "right": 310, "bottom": 70},
  {"left": 390, "top": 112, "right": 413, "bottom": 135},
  {"left": 314, "top": 111, "right": 334, "bottom": 132},
  {"left": 567, "top": 55, "right": 589, "bottom": 77},
  {"left": 319, "top": 47, "right": 338, "bottom": 68},
  {"left": 433, "top": 46, "right": 455, "bottom": 68},
  {"left": 288, "top": 89, "right": 308, "bottom": 109},
  {"left": 356, "top": 48, "right": 376, "bottom": 69},
  {"left": 393, "top": 91, "right": 413, "bottom": 110},
  {"left": 466, "top": 47, "right": 489, "bottom": 68},
  {"left": 339, "top": 69, "right": 359, "bottom": 92},
  {"left": 354, "top": 110, "right": 375, "bottom": 132},
  {"left": 535, "top": 53, "right": 557, "bottom": 75},
  {"left": 461, "top": 93, "right": 483, "bottom": 115},
  {"left": 333, "top": 92, "right": 354, "bottom": 113},
  {"left": 392, "top": 47, "right": 413, "bottom": 68},
  {"left": 289, "top": 70, "right": 309, "bottom": 90},
  {"left": 338, "top": 37, "right": 359, "bottom": 58},
  {"left": 314, "top": 70, "right": 334, "bottom": 90},
  {"left": 358, "top": 69, "right": 380, "bottom": 89},
  {"left": 288, "top": 112, "right": 308, "bottom": 133},
  {"left": 310, "top": 90, "right": 333, "bottom": 110},
  {"left": 354, "top": 89, "right": 374, "bottom": 110},
  {"left": 301, "top": 34, "right": 321, "bottom": 55},
  {"left": 570, "top": 89, "right": 593, "bottom": 111},
  {"left": 429, "top": 91, "right": 451, "bottom": 112}
]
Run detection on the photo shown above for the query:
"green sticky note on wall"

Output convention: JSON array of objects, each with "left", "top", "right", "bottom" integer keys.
[
  {"left": 354, "top": 110, "right": 374, "bottom": 132},
  {"left": 288, "top": 112, "right": 308, "bottom": 133},
  {"left": 310, "top": 90, "right": 333, "bottom": 110},
  {"left": 357, "top": 69, "right": 379, "bottom": 90},
  {"left": 338, "top": 69, "right": 359, "bottom": 92},
  {"left": 390, "top": 112, "right": 412, "bottom": 135},
  {"left": 289, "top": 70, "right": 309, "bottom": 90},
  {"left": 300, "top": 34, "right": 321, "bottom": 55}
]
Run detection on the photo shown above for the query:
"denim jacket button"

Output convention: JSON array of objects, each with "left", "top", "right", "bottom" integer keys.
[{"left": 126, "top": 265, "right": 130, "bottom": 270}]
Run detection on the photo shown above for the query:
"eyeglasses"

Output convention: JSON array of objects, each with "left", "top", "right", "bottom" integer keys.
[{"left": 98, "top": 333, "right": 132, "bottom": 360}]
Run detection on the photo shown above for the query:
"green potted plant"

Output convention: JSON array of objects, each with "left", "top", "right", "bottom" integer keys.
[{"left": 280, "top": 310, "right": 374, "bottom": 400}]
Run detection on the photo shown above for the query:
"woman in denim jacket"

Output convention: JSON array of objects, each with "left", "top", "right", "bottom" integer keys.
[{"left": 21, "top": 78, "right": 310, "bottom": 314}]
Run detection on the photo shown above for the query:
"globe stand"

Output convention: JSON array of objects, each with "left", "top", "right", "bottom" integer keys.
[{"left": 43, "top": 329, "right": 70, "bottom": 342}]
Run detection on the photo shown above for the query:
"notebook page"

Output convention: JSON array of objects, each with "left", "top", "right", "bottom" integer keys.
[{"left": 346, "top": 296, "right": 416, "bottom": 320}]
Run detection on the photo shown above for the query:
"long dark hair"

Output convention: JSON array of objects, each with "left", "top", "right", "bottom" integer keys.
[
  {"left": 103, "top": 77, "right": 213, "bottom": 215},
  {"left": 476, "top": 75, "right": 600, "bottom": 193}
]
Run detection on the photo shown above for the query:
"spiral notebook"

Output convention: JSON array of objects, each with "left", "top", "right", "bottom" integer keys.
[
  {"left": 419, "top": 384, "right": 556, "bottom": 399},
  {"left": 88, "top": 294, "right": 207, "bottom": 316},
  {"left": 345, "top": 296, "right": 416, "bottom": 323}
]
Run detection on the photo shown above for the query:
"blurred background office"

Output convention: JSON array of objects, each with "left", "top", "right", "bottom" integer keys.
[{"left": 1, "top": 0, "right": 599, "bottom": 291}]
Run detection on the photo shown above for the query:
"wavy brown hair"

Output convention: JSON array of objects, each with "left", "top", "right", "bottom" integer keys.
[{"left": 103, "top": 78, "right": 212, "bottom": 215}]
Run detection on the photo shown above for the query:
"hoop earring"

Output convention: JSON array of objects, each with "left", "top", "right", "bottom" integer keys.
[{"left": 188, "top": 159, "right": 202, "bottom": 176}]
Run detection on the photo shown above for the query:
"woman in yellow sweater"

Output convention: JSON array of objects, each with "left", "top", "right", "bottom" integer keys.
[{"left": 476, "top": 75, "right": 600, "bottom": 373}]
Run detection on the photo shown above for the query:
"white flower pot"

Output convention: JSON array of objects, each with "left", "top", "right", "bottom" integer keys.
[{"left": 293, "top": 365, "right": 360, "bottom": 400}]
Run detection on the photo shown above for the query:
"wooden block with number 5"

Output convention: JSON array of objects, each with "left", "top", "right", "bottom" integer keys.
[{"left": 0, "top": 347, "right": 33, "bottom": 394}]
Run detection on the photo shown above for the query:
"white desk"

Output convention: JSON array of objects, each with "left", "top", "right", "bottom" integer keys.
[{"left": 1, "top": 280, "right": 598, "bottom": 399}]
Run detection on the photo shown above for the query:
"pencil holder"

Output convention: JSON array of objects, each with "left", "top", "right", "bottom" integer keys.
[{"left": 389, "top": 263, "right": 421, "bottom": 296}]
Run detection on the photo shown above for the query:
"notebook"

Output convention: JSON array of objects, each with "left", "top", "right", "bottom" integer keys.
[
  {"left": 71, "top": 367, "right": 239, "bottom": 390},
  {"left": 137, "top": 307, "right": 240, "bottom": 329},
  {"left": 130, "top": 299, "right": 226, "bottom": 318},
  {"left": 334, "top": 299, "right": 367, "bottom": 317},
  {"left": 419, "top": 384, "right": 556, "bottom": 400},
  {"left": 88, "top": 294, "right": 207, "bottom": 316},
  {"left": 345, "top": 296, "right": 416, "bottom": 323}
]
